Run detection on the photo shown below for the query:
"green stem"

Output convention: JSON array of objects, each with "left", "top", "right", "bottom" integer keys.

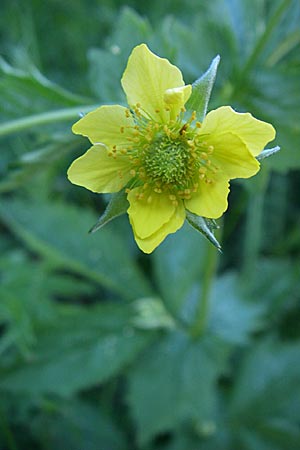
[
  {"left": 237, "top": 0, "right": 291, "bottom": 82},
  {"left": 190, "top": 242, "right": 219, "bottom": 338},
  {"left": 0, "top": 407, "right": 19, "bottom": 450},
  {"left": 242, "top": 169, "right": 270, "bottom": 281},
  {"left": 0, "top": 104, "right": 99, "bottom": 138}
]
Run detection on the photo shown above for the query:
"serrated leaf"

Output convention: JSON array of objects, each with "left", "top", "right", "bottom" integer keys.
[
  {"left": 186, "top": 211, "right": 221, "bottom": 251},
  {"left": 128, "top": 330, "right": 229, "bottom": 444},
  {"left": 90, "top": 190, "right": 129, "bottom": 233},
  {"left": 0, "top": 303, "right": 156, "bottom": 396},
  {"left": 186, "top": 55, "right": 220, "bottom": 121},
  {"left": 0, "top": 57, "right": 90, "bottom": 119},
  {"left": 0, "top": 199, "right": 153, "bottom": 300}
]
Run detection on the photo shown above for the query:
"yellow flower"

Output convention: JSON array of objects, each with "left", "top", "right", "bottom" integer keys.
[{"left": 68, "top": 44, "right": 276, "bottom": 254}]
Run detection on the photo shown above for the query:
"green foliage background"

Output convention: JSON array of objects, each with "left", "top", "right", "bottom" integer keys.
[{"left": 0, "top": 0, "right": 300, "bottom": 449}]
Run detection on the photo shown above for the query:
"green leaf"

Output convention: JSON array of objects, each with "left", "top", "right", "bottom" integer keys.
[
  {"left": 0, "top": 303, "right": 156, "bottom": 396},
  {"left": 31, "top": 399, "right": 126, "bottom": 450},
  {"left": 186, "top": 211, "right": 221, "bottom": 251},
  {"left": 0, "top": 57, "right": 90, "bottom": 119},
  {"left": 228, "top": 339, "right": 300, "bottom": 450},
  {"left": 131, "top": 297, "right": 175, "bottom": 331},
  {"left": 208, "top": 273, "right": 265, "bottom": 345},
  {"left": 0, "top": 199, "right": 153, "bottom": 300},
  {"left": 186, "top": 55, "right": 220, "bottom": 121},
  {"left": 128, "top": 330, "right": 229, "bottom": 444},
  {"left": 90, "top": 190, "right": 129, "bottom": 233}
]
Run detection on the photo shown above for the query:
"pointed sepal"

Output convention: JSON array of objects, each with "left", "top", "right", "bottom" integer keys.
[
  {"left": 256, "top": 146, "right": 280, "bottom": 161},
  {"left": 186, "top": 55, "right": 220, "bottom": 122},
  {"left": 186, "top": 210, "right": 222, "bottom": 251},
  {"left": 89, "top": 190, "right": 129, "bottom": 233}
]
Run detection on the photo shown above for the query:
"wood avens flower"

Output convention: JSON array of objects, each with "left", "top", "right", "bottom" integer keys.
[{"left": 68, "top": 44, "right": 276, "bottom": 253}]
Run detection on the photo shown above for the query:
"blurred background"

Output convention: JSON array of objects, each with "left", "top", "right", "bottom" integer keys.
[{"left": 0, "top": 0, "right": 300, "bottom": 449}]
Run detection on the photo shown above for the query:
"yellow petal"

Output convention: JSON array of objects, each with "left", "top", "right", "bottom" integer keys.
[
  {"left": 207, "top": 132, "right": 260, "bottom": 179},
  {"left": 127, "top": 188, "right": 176, "bottom": 239},
  {"left": 201, "top": 106, "right": 275, "bottom": 156},
  {"left": 67, "top": 144, "right": 132, "bottom": 193},
  {"left": 185, "top": 178, "right": 230, "bottom": 219},
  {"left": 130, "top": 202, "right": 186, "bottom": 254},
  {"left": 121, "top": 44, "right": 189, "bottom": 122},
  {"left": 72, "top": 105, "right": 135, "bottom": 145}
]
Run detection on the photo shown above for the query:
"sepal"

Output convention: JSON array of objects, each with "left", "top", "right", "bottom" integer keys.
[
  {"left": 186, "top": 210, "right": 221, "bottom": 251},
  {"left": 89, "top": 189, "right": 129, "bottom": 233},
  {"left": 256, "top": 146, "right": 280, "bottom": 161},
  {"left": 185, "top": 55, "right": 220, "bottom": 122}
]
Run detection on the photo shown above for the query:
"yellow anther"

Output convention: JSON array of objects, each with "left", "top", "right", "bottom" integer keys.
[
  {"left": 125, "top": 109, "right": 131, "bottom": 118},
  {"left": 200, "top": 152, "right": 208, "bottom": 159},
  {"left": 207, "top": 145, "right": 214, "bottom": 153},
  {"left": 190, "top": 111, "right": 196, "bottom": 121},
  {"left": 154, "top": 188, "right": 162, "bottom": 193},
  {"left": 118, "top": 171, "right": 123, "bottom": 179},
  {"left": 130, "top": 169, "right": 136, "bottom": 176},
  {"left": 120, "top": 126, "right": 124, "bottom": 133},
  {"left": 169, "top": 194, "right": 176, "bottom": 201},
  {"left": 155, "top": 109, "right": 160, "bottom": 113},
  {"left": 107, "top": 151, "right": 113, "bottom": 157},
  {"left": 172, "top": 200, "right": 179, "bottom": 207},
  {"left": 184, "top": 189, "right": 191, "bottom": 195},
  {"left": 120, "top": 149, "right": 127, "bottom": 155},
  {"left": 196, "top": 121, "right": 202, "bottom": 128},
  {"left": 125, "top": 188, "right": 131, "bottom": 193},
  {"left": 199, "top": 167, "right": 207, "bottom": 174}
]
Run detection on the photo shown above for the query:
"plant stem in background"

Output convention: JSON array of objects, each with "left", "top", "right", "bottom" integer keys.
[
  {"left": 232, "top": 0, "right": 292, "bottom": 98},
  {"left": 190, "top": 241, "right": 219, "bottom": 338},
  {"left": 242, "top": 168, "right": 270, "bottom": 282},
  {"left": 0, "top": 407, "right": 19, "bottom": 450},
  {"left": 0, "top": 105, "right": 99, "bottom": 138}
]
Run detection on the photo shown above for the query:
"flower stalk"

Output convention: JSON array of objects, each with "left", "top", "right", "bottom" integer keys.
[{"left": 190, "top": 239, "right": 219, "bottom": 338}]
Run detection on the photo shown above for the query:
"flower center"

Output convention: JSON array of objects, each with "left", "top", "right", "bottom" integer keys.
[{"left": 143, "top": 136, "right": 190, "bottom": 185}]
